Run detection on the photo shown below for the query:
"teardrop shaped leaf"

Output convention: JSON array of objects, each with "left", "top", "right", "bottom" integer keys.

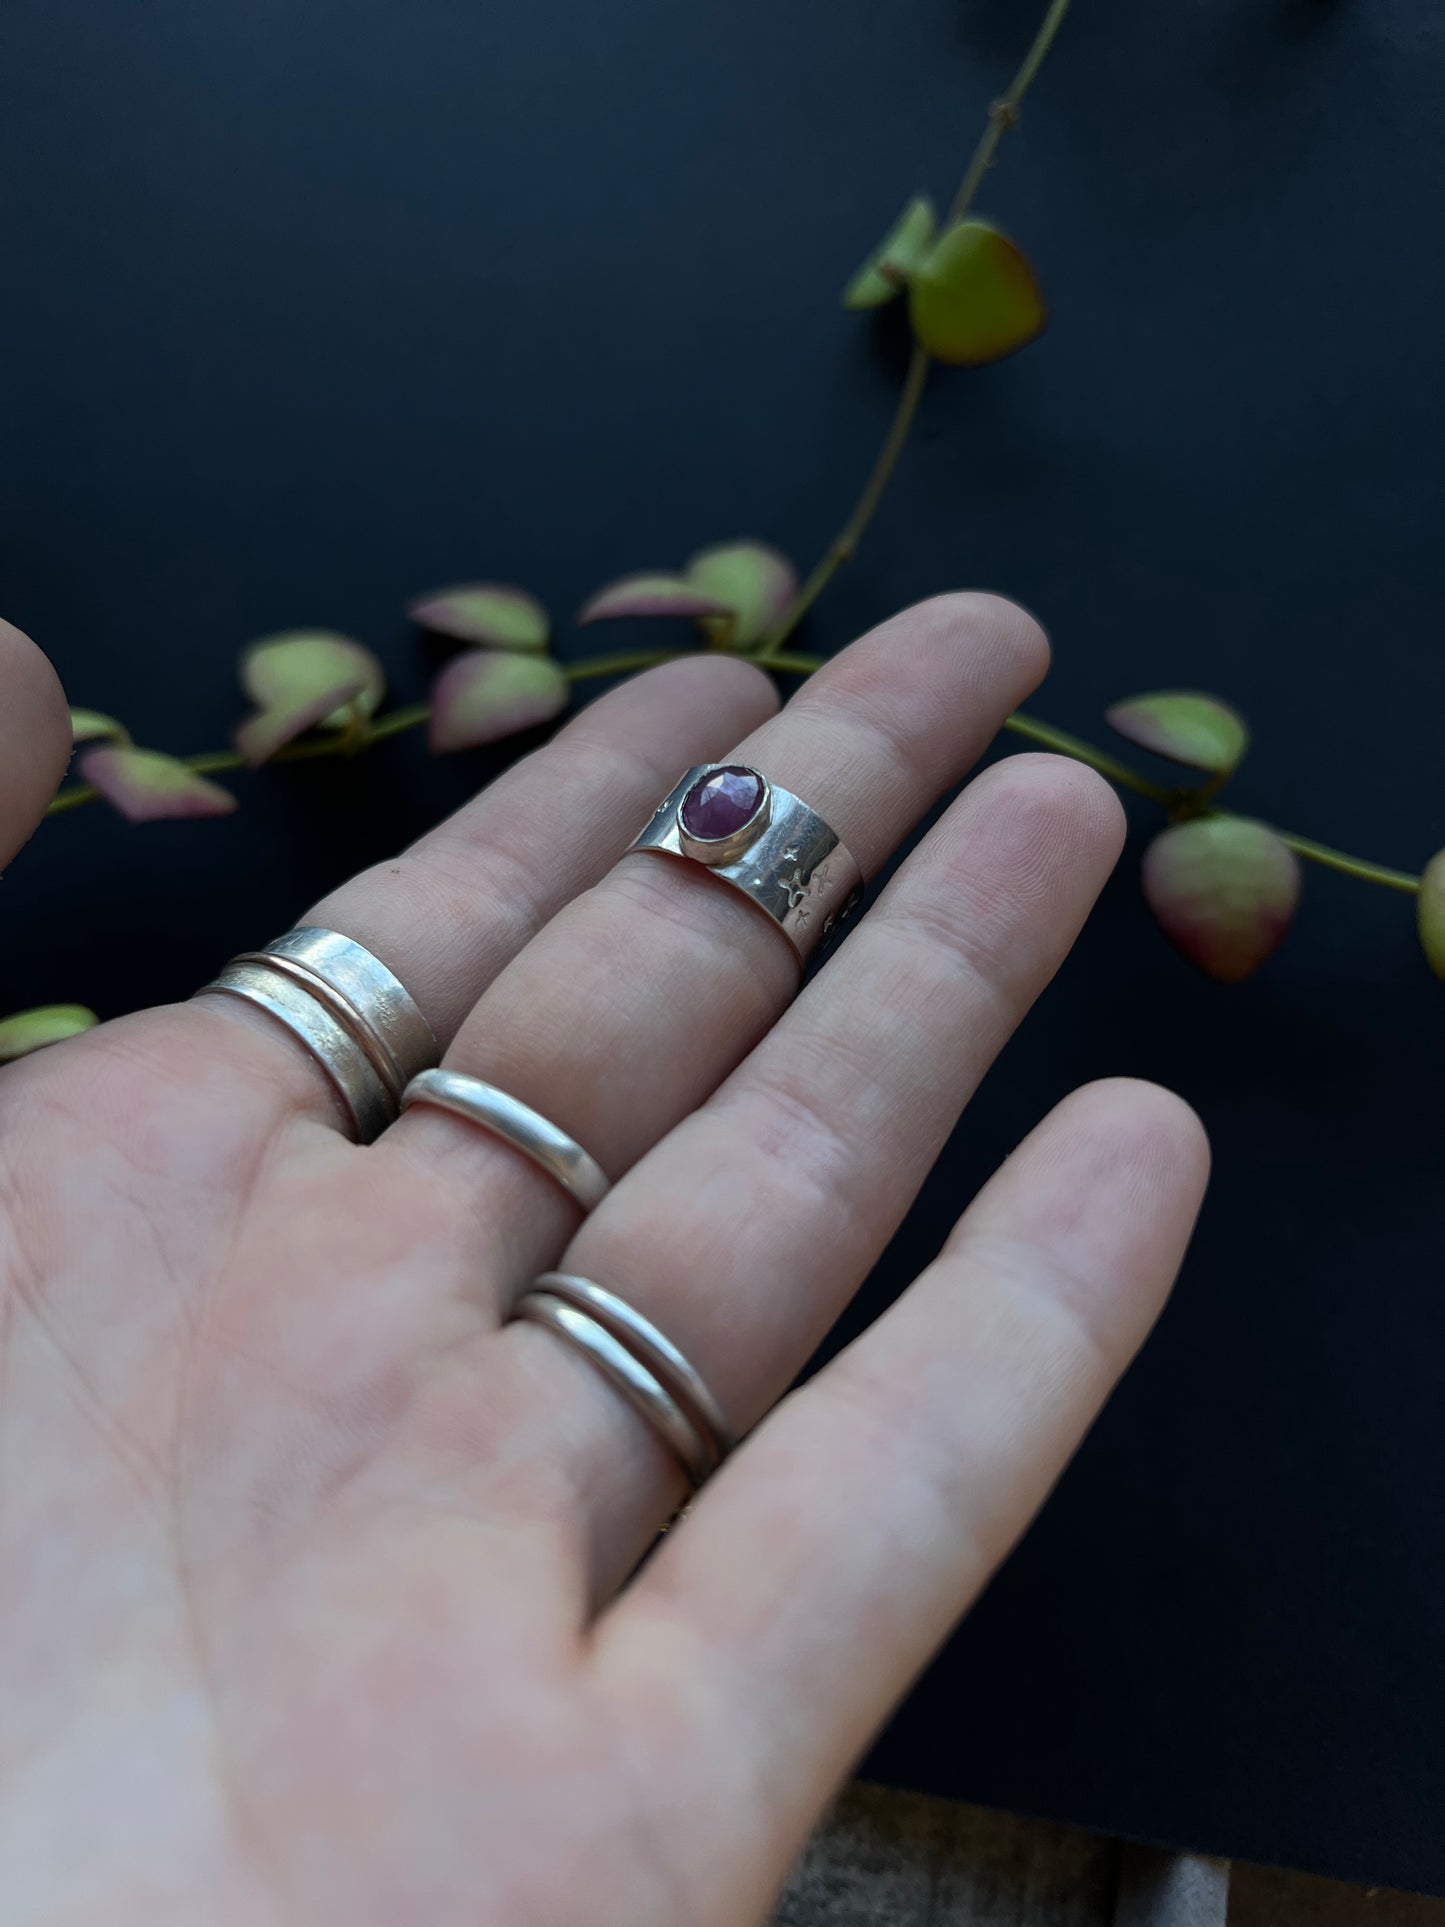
[
  {"left": 578, "top": 574, "right": 734, "bottom": 625},
  {"left": 843, "top": 195, "right": 937, "bottom": 310},
  {"left": 1105, "top": 692, "right": 1249, "bottom": 775},
  {"left": 0, "top": 1004, "right": 99, "bottom": 1062},
  {"left": 68, "top": 708, "right": 130, "bottom": 746},
  {"left": 79, "top": 746, "right": 238, "bottom": 823},
  {"left": 908, "top": 218, "right": 1047, "bottom": 366},
  {"left": 241, "top": 632, "right": 386, "bottom": 733},
  {"left": 235, "top": 676, "right": 368, "bottom": 768},
  {"left": 409, "top": 585, "right": 550, "bottom": 653},
  {"left": 428, "top": 652, "right": 570, "bottom": 753},
  {"left": 1142, "top": 818, "right": 1300, "bottom": 983},
  {"left": 1418, "top": 850, "right": 1445, "bottom": 978},
  {"left": 685, "top": 541, "right": 798, "bottom": 647}
]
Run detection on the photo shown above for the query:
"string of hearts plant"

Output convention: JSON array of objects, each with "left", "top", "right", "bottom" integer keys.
[{"left": 5, "top": 0, "right": 1442, "bottom": 1065}]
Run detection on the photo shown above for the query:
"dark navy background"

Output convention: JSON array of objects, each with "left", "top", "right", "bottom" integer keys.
[{"left": 2, "top": 0, "right": 1443, "bottom": 1893}]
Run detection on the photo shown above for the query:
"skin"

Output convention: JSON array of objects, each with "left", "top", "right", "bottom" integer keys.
[{"left": 0, "top": 596, "right": 1209, "bottom": 1926}]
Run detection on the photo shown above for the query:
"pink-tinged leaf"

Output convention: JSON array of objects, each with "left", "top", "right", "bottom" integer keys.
[
  {"left": 428, "top": 652, "right": 570, "bottom": 753},
  {"left": 409, "top": 584, "right": 550, "bottom": 653},
  {"left": 578, "top": 573, "right": 734, "bottom": 625},
  {"left": 241, "top": 632, "right": 386, "bottom": 731},
  {"left": 1142, "top": 818, "right": 1300, "bottom": 983},
  {"left": 1106, "top": 691, "right": 1248, "bottom": 775},
  {"left": 79, "top": 746, "right": 238, "bottom": 823},
  {"left": 843, "top": 195, "right": 937, "bottom": 310},
  {"left": 1418, "top": 850, "right": 1445, "bottom": 979},
  {"left": 235, "top": 677, "right": 367, "bottom": 768},
  {"left": 685, "top": 541, "right": 798, "bottom": 647},
  {"left": 908, "top": 217, "right": 1047, "bottom": 366},
  {"left": 68, "top": 708, "right": 130, "bottom": 746},
  {"left": 0, "top": 1004, "right": 99, "bottom": 1062}
]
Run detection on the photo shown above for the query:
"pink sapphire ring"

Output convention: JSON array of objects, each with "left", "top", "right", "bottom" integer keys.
[{"left": 627, "top": 764, "right": 863, "bottom": 963}]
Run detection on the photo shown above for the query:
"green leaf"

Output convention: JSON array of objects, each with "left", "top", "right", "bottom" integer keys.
[
  {"left": 68, "top": 708, "right": 130, "bottom": 746},
  {"left": 578, "top": 574, "right": 734, "bottom": 625},
  {"left": 908, "top": 218, "right": 1047, "bottom": 366},
  {"left": 1418, "top": 850, "right": 1445, "bottom": 978},
  {"left": 843, "top": 196, "right": 937, "bottom": 310},
  {"left": 685, "top": 541, "right": 798, "bottom": 647},
  {"left": 0, "top": 1004, "right": 99, "bottom": 1062},
  {"left": 236, "top": 633, "right": 386, "bottom": 765},
  {"left": 1142, "top": 818, "right": 1300, "bottom": 983},
  {"left": 428, "top": 652, "right": 570, "bottom": 753},
  {"left": 409, "top": 585, "right": 550, "bottom": 653},
  {"left": 1105, "top": 692, "right": 1249, "bottom": 775},
  {"left": 78, "top": 746, "right": 238, "bottom": 823}
]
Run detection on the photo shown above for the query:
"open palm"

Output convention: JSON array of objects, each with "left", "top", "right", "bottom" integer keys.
[{"left": 0, "top": 602, "right": 1207, "bottom": 1926}]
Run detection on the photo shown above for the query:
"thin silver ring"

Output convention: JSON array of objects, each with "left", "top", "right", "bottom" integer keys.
[
  {"left": 512, "top": 1293, "right": 721, "bottom": 1489},
  {"left": 202, "top": 958, "right": 396, "bottom": 1142},
  {"left": 535, "top": 1273, "right": 736, "bottom": 1463},
  {"left": 627, "top": 764, "right": 864, "bottom": 963},
  {"left": 401, "top": 1068, "right": 609, "bottom": 1212}
]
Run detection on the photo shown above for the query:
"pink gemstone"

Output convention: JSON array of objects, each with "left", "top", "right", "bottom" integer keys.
[{"left": 680, "top": 765, "right": 765, "bottom": 842}]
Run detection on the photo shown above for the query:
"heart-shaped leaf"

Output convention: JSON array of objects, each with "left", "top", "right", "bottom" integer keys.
[
  {"left": 685, "top": 541, "right": 798, "bottom": 647},
  {"left": 578, "top": 574, "right": 735, "bottom": 625},
  {"left": 429, "top": 652, "right": 570, "bottom": 753},
  {"left": 68, "top": 708, "right": 130, "bottom": 746},
  {"left": 908, "top": 218, "right": 1047, "bottom": 366},
  {"left": 78, "top": 746, "right": 238, "bottom": 823},
  {"left": 0, "top": 1004, "right": 99, "bottom": 1062},
  {"left": 1106, "top": 692, "right": 1248, "bottom": 775},
  {"left": 409, "top": 585, "right": 550, "bottom": 653},
  {"left": 236, "top": 632, "right": 385, "bottom": 765},
  {"left": 1418, "top": 850, "right": 1445, "bottom": 978},
  {"left": 843, "top": 195, "right": 937, "bottom": 310},
  {"left": 1142, "top": 817, "right": 1300, "bottom": 982}
]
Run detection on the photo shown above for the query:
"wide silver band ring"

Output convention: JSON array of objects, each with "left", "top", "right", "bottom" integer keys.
[
  {"left": 627, "top": 764, "right": 864, "bottom": 963},
  {"left": 200, "top": 928, "right": 437, "bottom": 1143},
  {"left": 401, "top": 1069, "right": 610, "bottom": 1213},
  {"left": 514, "top": 1273, "right": 735, "bottom": 1488}
]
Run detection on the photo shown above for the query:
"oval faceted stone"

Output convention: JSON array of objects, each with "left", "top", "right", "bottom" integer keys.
[{"left": 680, "top": 765, "right": 765, "bottom": 842}]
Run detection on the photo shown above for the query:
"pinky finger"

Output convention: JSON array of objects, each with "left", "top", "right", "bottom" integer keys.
[{"left": 595, "top": 1079, "right": 1209, "bottom": 1914}]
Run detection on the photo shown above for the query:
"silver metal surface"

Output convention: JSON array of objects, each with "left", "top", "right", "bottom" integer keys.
[
  {"left": 536, "top": 1272, "right": 735, "bottom": 1464},
  {"left": 628, "top": 764, "right": 864, "bottom": 963},
  {"left": 513, "top": 1291, "right": 719, "bottom": 1488},
  {"left": 257, "top": 927, "right": 437, "bottom": 1101},
  {"left": 201, "top": 958, "right": 395, "bottom": 1142},
  {"left": 401, "top": 1067, "right": 610, "bottom": 1212}
]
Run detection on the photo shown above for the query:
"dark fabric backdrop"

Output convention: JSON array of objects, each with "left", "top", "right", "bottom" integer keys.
[{"left": 2, "top": 0, "right": 1442, "bottom": 1895}]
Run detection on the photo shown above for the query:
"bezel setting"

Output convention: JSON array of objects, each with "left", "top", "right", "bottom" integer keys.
[{"left": 677, "top": 764, "right": 772, "bottom": 865}]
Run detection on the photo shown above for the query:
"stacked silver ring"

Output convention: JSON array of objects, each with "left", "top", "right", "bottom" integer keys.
[
  {"left": 514, "top": 1273, "right": 735, "bottom": 1488},
  {"left": 201, "top": 927, "right": 438, "bottom": 1141}
]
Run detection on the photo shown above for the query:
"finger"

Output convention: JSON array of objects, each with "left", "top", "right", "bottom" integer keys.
[
  {"left": 495, "top": 751, "right": 1127, "bottom": 1574},
  {"left": 192, "top": 655, "right": 778, "bottom": 1129},
  {"left": 0, "top": 619, "right": 71, "bottom": 871},
  {"left": 378, "top": 594, "right": 1050, "bottom": 1282},
  {"left": 596, "top": 1080, "right": 1209, "bottom": 1912}
]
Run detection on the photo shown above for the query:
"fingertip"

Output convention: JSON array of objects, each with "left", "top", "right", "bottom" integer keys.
[{"left": 0, "top": 619, "right": 72, "bottom": 865}]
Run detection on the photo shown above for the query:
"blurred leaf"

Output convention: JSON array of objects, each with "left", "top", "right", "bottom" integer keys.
[
  {"left": 908, "top": 218, "right": 1046, "bottom": 366},
  {"left": 578, "top": 574, "right": 734, "bottom": 625},
  {"left": 79, "top": 746, "right": 238, "bottom": 823},
  {"left": 1142, "top": 817, "right": 1300, "bottom": 982},
  {"left": 68, "top": 708, "right": 130, "bottom": 746},
  {"left": 843, "top": 195, "right": 937, "bottom": 310},
  {"left": 429, "top": 652, "right": 570, "bottom": 753},
  {"left": 1105, "top": 692, "right": 1249, "bottom": 775},
  {"left": 0, "top": 1004, "right": 99, "bottom": 1062},
  {"left": 1418, "top": 850, "right": 1445, "bottom": 978},
  {"left": 685, "top": 541, "right": 798, "bottom": 647},
  {"left": 409, "top": 584, "right": 549, "bottom": 653},
  {"left": 236, "top": 632, "right": 385, "bottom": 764}
]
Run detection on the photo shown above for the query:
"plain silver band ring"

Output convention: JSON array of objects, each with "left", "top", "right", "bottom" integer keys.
[
  {"left": 401, "top": 1068, "right": 610, "bottom": 1212},
  {"left": 535, "top": 1273, "right": 736, "bottom": 1463},
  {"left": 202, "top": 958, "right": 397, "bottom": 1143},
  {"left": 253, "top": 927, "right": 436, "bottom": 1103},
  {"left": 512, "top": 1293, "right": 722, "bottom": 1489}
]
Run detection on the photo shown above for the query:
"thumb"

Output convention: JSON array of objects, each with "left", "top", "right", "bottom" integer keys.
[{"left": 0, "top": 619, "right": 73, "bottom": 870}]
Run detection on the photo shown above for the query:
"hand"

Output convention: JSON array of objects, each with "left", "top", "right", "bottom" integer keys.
[{"left": 0, "top": 599, "right": 1208, "bottom": 1927}]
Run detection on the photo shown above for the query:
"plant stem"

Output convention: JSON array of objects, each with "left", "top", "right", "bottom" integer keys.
[
  {"left": 1000, "top": 711, "right": 1175, "bottom": 804},
  {"left": 758, "top": 0, "right": 1075, "bottom": 659},
  {"left": 1258, "top": 830, "right": 1419, "bottom": 895}
]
